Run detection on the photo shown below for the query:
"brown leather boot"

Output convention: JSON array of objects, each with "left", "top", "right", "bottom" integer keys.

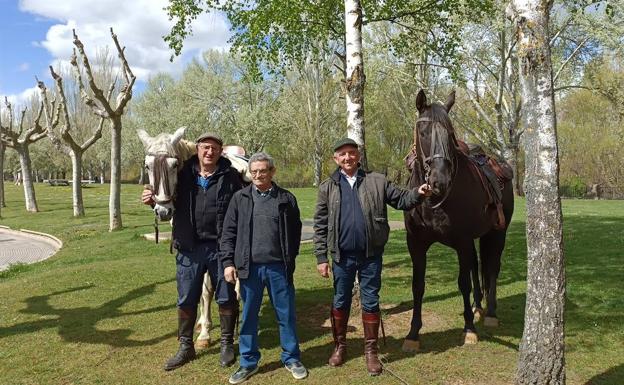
[
  {"left": 362, "top": 311, "right": 382, "bottom": 376},
  {"left": 218, "top": 303, "right": 239, "bottom": 367},
  {"left": 328, "top": 308, "right": 349, "bottom": 367},
  {"left": 164, "top": 307, "right": 197, "bottom": 371}
]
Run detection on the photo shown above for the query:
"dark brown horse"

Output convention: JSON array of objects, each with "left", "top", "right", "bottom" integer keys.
[{"left": 402, "top": 90, "right": 514, "bottom": 352}]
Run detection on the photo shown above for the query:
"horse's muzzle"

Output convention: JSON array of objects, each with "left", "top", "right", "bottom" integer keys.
[{"left": 154, "top": 205, "right": 173, "bottom": 221}]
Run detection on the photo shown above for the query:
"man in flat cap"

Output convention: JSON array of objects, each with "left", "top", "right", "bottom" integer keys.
[
  {"left": 313, "top": 138, "right": 431, "bottom": 376},
  {"left": 142, "top": 132, "right": 244, "bottom": 371}
]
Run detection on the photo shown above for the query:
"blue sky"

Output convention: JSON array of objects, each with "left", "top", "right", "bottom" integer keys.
[{"left": 0, "top": 0, "right": 232, "bottom": 106}]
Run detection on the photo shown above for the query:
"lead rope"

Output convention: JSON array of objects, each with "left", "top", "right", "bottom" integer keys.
[{"left": 153, "top": 215, "right": 159, "bottom": 244}]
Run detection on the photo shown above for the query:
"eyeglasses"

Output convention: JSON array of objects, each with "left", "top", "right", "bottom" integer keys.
[{"left": 250, "top": 169, "right": 271, "bottom": 176}]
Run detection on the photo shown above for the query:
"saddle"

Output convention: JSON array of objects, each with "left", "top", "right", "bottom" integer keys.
[{"left": 465, "top": 143, "right": 513, "bottom": 230}]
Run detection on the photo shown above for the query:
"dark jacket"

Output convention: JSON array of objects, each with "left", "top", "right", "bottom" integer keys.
[
  {"left": 219, "top": 183, "right": 302, "bottom": 282},
  {"left": 172, "top": 155, "right": 244, "bottom": 252},
  {"left": 313, "top": 168, "right": 423, "bottom": 264}
]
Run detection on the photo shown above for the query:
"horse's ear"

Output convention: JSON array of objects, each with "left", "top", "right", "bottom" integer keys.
[
  {"left": 171, "top": 126, "right": 187, "bottom": 145},
  {"left": 444, "top": 90, "right": 456, "bottom": 112},
  {"left": 137, "top": 129, "right": 151, "bottom": 146},
  {"left": 416, "top": 89, "right": 427, "bottom": 113}
]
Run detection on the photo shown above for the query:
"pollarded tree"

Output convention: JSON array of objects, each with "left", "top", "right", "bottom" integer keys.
[
  {"left": 0, "top": 96, "right": 48, "bottom": 212},
  {"left": 39, "top": 61, "right": 112, "bottom": 217},
  {"left": 72, "top": 28, "right": 135, "bottom": 230},
  {"left": 507, "top": 1, "right": 566, "bottom": 384}
]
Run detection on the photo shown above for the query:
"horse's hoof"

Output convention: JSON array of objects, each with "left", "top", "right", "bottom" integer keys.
[
  {"left": 195, "top": 338, "right": 211, "bottom": 349},
  {"left": 473, "top": 307, "right": 484, "bottom": 323},
  {"left": 463, "top": 331, "right": 478, "bottom": 345},
  {"left": 402, "top": 339, "right": 420, "bottom": 353},
  {"left": 484, "top": 316, "right": 499, "bottom": 327}
]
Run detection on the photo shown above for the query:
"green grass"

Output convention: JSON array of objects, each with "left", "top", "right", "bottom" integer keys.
[{"left": 0, "top": 183, "right": 622, "bottom": 385}]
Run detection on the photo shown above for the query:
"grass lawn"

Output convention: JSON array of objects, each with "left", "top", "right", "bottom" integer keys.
[{"left": 0, "top": 183, "right": 622, "bottom": 385}]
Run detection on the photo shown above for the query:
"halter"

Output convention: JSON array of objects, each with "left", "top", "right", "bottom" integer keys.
[
  {"left": 413, "top": 116, "right": 458, "bottom": 209},
  {"left": 147, "top": 152, "right": 181, "bottom": 245}
]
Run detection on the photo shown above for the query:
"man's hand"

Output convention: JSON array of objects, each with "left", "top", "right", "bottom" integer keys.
[
  {"left": 141, "top": 187, "right": 154, "bottom": 206},
  {"left": 224, "top": 266, "right": 238, "bottom": 283},
  {"left": 317, "top": 262, "right": 330, "bottom": 278},
  {"left": 418, "top": 183, "right": 432, "bottom": 197}
]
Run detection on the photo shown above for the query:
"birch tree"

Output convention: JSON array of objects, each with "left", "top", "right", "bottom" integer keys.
[
  {"left": 0, "top": 96, "right": 48, "bottom": 212},
  {"left": 507, "top": 1, "right": 566, "bottom": 384},
  {"left": 72, "top": 28, "right": 135, "bottom": 230}
]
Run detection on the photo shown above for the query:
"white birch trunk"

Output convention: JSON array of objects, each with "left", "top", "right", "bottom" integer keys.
[
  {"left": 18, "top": 145, "right": 38, "bottom": 212},
  {"left": 508, "top": 1, "right": 566, "bottom": 384},
  {"left": 109, "top": 118, "right": 122, "bottom": 230},
  {"left": 344, "top": 0, "right": 367, "bottom": 168},
  {"left": 70, "top": 151, "right": 85, "bottom": 217}
]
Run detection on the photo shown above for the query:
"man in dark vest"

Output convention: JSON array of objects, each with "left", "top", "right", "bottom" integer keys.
[
  {"left": 313, "top": 138, "right": 431, "bottom": 376},
  {"left": 220, "top": 152, "right": 306, "bottom": 384},
  {"left": 142, "top": 133, "right": 243, "bottom": 371}
]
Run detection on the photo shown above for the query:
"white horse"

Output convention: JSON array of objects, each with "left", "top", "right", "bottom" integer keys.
[{"left": 138, "top": 126, "right": 247, "bottom": 349}]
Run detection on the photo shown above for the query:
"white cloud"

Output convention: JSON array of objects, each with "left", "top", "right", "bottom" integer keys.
[
  {"left": 18, "top": 0, "right": 232, "bottom": 84},
  {"left": 2, "top": 86, "right": 40, "bottom": 110},
  {"left": 18, "top": 63, "right": 30, "bottom": 72}
]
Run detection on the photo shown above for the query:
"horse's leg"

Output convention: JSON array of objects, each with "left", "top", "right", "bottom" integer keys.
[
  {"left": 403, "top": 234, "right": 431, "bottom": 353},
  {"left": 457, "top": 240, "right": 478, "bottom": 344},
  {"left": 470, "top": 240, "right": 485, "bottom": 323},
  {"left": 480, "top": 230, "right": 505, "bottom": 327},
  {"left": 196, "top": 272, "right": 213, "bottom": 349}
]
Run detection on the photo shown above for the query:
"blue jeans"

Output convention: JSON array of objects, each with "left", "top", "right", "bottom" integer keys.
[
  {"left": 239, "top": 262, "right": 301, "bottom": 369},
  {"left": 332, "top": 253, "right": 383, "bottom": 313},
  {"left": 175, "top": 241, "right": 237, "bottom": 308}
]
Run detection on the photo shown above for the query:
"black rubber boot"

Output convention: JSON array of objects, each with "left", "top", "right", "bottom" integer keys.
[
  {"left": 164, "top": 307, "right": 197, "bottom": 371},
  {"left": 219, "top": 303, "right": 239, "bottom": 367}
]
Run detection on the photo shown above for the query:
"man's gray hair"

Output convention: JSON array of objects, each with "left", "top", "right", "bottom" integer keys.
[{"left": 249, "top": 152, "right": 275, "bottom": 169}]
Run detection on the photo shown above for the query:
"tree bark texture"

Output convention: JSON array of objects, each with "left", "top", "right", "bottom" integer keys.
[
  {"left": 344, "top": 0, "right": 367, "bottom": 169},
  {"left": 509, "top": 1, "right": 566, "bottom": 384},
  {"left": 70, "top": 151, "right": 85, "bottom": 217},
  {"left": 0, "top": 141, "right": 5, "bottom": 209},
  {"left": 109, "top": 119, "right": 122, "bottom": 230},
  {"left": 18, "top": 145, "right": 38, "bottom": 212}
]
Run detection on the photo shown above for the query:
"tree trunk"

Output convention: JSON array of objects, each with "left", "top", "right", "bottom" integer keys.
[
  {"left": 70, "top": 150, "right": 85, "bottom": 217},
  {"left": 0, "top": 141, "right": 5, "bottom": 208},
  {"left": 109, "top": 120, "right": 122, "bottom": 230},
  {"left": 344, "top": 0, "right": 367, "bottom": 169},
  {"left": 100, "top": 160, "right": 106, "bottom": 184},
  {"left": 17, "top": 145, "right": 39, "bottom": 212},
  {"left": 138, "top": 165, "right": 146, "bottom": 185},
  {"left": 509, "top": 1, "right": 566, "bottom": 385},
  {"left": 313, "top": 139, "right": 322, "bottom": 187}
]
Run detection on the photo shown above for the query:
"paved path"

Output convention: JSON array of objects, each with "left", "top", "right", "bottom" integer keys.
[{"left": 0, "top": 228, "right": 62, "bottom": 271}]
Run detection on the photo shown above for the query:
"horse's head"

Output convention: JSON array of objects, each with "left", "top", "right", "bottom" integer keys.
[
  {"left": 137, "top": 127, "right": 187, "bottom": 221},
  {"left": 413, "top": 89, "right": 458, "bottom": 202}
]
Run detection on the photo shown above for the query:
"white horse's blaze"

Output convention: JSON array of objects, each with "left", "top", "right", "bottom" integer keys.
[{"left": 138, "top": 126, "right": 245, "bottom": 348}]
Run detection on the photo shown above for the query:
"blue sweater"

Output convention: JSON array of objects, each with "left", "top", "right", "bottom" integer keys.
[{"left": 338, "top": 175, "right": 367, "bottom": 255}]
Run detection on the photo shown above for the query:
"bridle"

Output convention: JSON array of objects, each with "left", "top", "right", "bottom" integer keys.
[
  {"left": 413, "top": 116, "right": 458, "bottom": 209},
  {"left": 146, "top": 152, "right": 181, "bottom": 244},
  {"left": 150, "top": 153, "right": 180, "bottom": 204}
]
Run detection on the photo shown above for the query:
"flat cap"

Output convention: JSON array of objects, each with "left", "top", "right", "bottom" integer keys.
[
  {"left": 196, "top": 132, "right": 223, "bottom": 146},
  {"left": 333, "top": 137, "right": 359, "bottom": 152}
]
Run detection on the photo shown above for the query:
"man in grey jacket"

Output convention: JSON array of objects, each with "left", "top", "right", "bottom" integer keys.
[{"left": 313, "top": 138, "right": 431, "bottom": 376}]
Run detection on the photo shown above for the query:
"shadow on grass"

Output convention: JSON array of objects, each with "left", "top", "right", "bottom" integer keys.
[
  {"left": 0, "top": 279, "right": 176, "bottom": 347},
  {"left": 585, "top": 364, "right": 624, "bottom": 385}
]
